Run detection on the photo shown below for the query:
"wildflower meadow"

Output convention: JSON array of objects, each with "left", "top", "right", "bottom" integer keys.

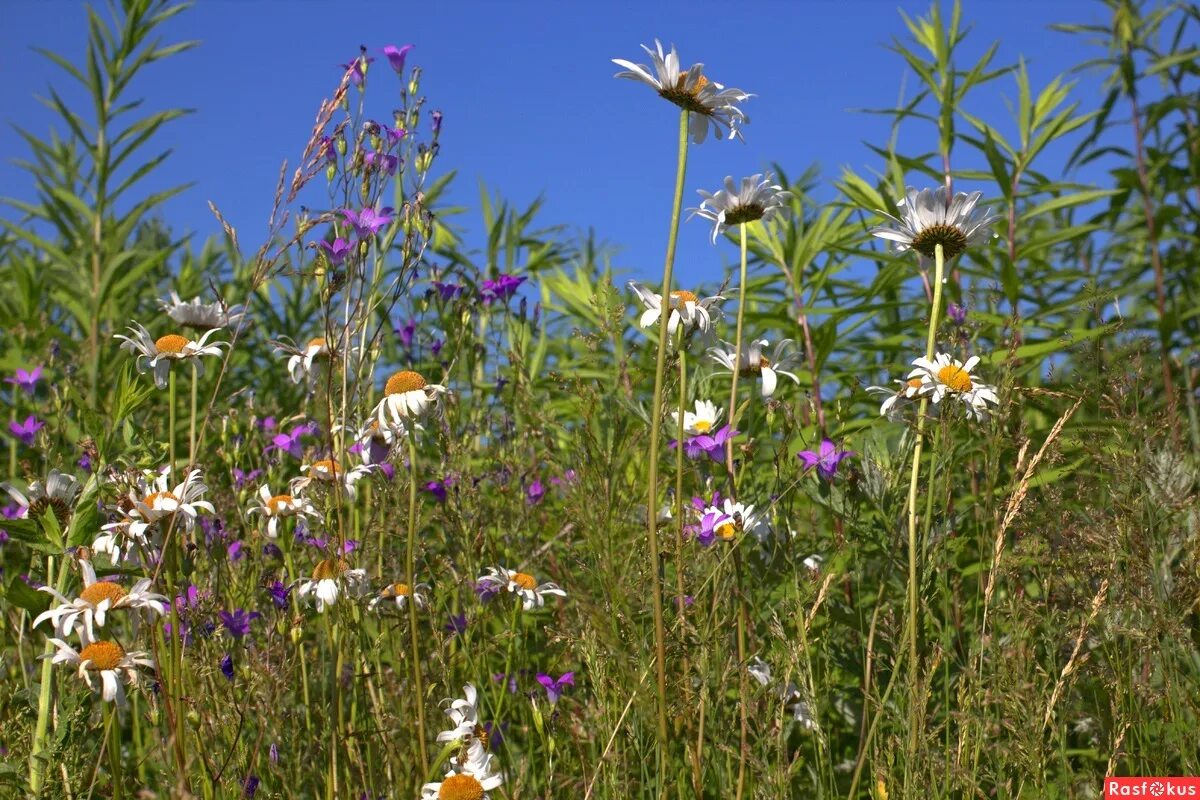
[{"left": 2, "top": 1, "right": 1199, "bottom": 798}]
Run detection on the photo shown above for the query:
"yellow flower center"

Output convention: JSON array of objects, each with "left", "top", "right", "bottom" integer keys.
[
  {"left": 309, "top": 459, "right": 340, "bottom": 478},
  {"left": 143, "top": 491, "right": 179, "bottom": 509},
  {"left": 474, "top": 723, "right": 491, "bottom": 751},
  {"left": 907, "top": 377, "right": 924, "bottom": 389},
  {"left": 511, "top": 572, "right": 538, "bottom": 590},
  {"left": 670, "top": 290, "right": 698, "bottom": 303},
  {"left": 307, "top": 337, "right": 328, "bottom": 350},
  {"left": 693, "top": 420, "right": 712, "bottom": 433},
  {"left": 385, "top": 370, "right": 427, "bottom": 395},
  {"left": 716, "top": 521, "right": 738, "bottom": 540},
  {"left": 438, "top": 774, "right": 484, "bottom": 800},
  {"left": 266, "top": 494, "right": 294, "bottom": 513},
  {"left": 79, "top": 641, "right": 125, "bottom": 671},
  {"left": 154, "top": 334, "right": 189, "bottom": 354},
  {"left": 387, "top": 582, "right": 412, "bottom": 597},
  {"left": 910, "top": 223, "right": 970, "bottom": 261},
  {"left": 660, "top": 73, "right": 715, "bottom": 115},
  {"left": 80, "top": 581, "right": 128, "bottom": 606},
  {"left": 936, "top": 365, "right": 973, "bottom": 393},
  {"left": 312, "top": 558, "right": 348, "bottom": 581}
]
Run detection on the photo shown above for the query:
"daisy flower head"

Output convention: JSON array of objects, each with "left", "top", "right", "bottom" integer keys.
[
  {"left": 697, "top": 496, "right": 768, "bottom": 545},
  {"left": 671, "top": 398, "right": 723, "bottom": 437},
  {"left": 421, "top": 737, "right": 504, "bottom": 800},
  {"left": 294, "top": 558, "right": 368, "bottom": 613},
  {"left": 114, "top": 322, "right": 227, "bottom": 389},
  {"left": 476, "top": 567, "right": 566, "bottom": 611},
  {"left": 247, "top": 485, "right": 319, "bottom": 539},
  {"left": 351, "top": 418, "right": 414, "bottom": 465},
  {"left": 865, "top": 377, "right": 926, "bottom": 421},
  {"left": 707, "top": 338, "right": 802, "bottom": 397},
  {"left": 373, "top": 369, "right": 449, "bottom": 428},
  {"left": 278, "top": 335, "right": 362, "bottom": 385},
  {"left": 368, "top": 581, "right": 430, "bottom": 614},
  {"left": 870, "top": 186, "right": 1000, "bottom": 261},
  {"left": 292, "top": 459, "right": 374, "bottom": 500},
  {"left": 907, "top": 353, "right": 999, "bottom": 421},
  {"left": 612, "top": 40, "right": 752, "bottom": 144},
  {"left": 436, "top": 683, "right": 481, "bottom": 743},
  {"left": 34, "top": 558, "right": 167, "bottom": 639},
  {"left": 46, "top": 631, "right": 155, "bottom": 707},
  {"left": 628, "top": 282, "right": 723, "bottom": 345},
  {"left": 3, "top": 469, "right": 81, "bottom": 526},
  {"left": 126, "top": 468, "right": 215, "bottom": 539},
  {"left": 159, "top": 291, "right": 247, "bottom": 333},
  {"left": 691, "top": 174, "right": 791, "bottom": 244}
]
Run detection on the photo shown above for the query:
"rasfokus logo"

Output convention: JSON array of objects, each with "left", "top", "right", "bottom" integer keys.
[{"left": 1106, "top": 778, "right": 1200, "bottom": 798}]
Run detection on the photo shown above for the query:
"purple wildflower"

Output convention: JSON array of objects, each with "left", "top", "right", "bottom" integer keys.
[
  {"left": 266, "top": 581, "right": 290, "bottom": 611},
  {"left": 431, "top": 110, "right": 443, "bottom": 135},
  {"left": 243, "top": 776, "right": 260, "bottom": 798},
  {"left": 0, "top": 530, "right": 9, "bottom": 545},
  {"left": 535, "top": 672, "right": 575, "bottom": 704},
  {"left": 381, "top": 44, "right": 413, "bottom": 74},
  {"left": 526, "top": 479, "right": 546, "bottom": 506},
  {"left": 220, "top": 654, "right": 234, "bottom": 681},
  {"left": 480, "top": 274, "right": 526, "bottom": 305},
  {"left": 9, "top": 416, "right": 44, "bottom": 446},
  {"left": 320, "top": 237, "right": 352, "bottom": 265},
  {"left": 474, "top": 580, "right": 500, "bottom": 603},
  {"left": 3, "top": 504, "right": 26, "bottom": 520},
  {"left": 431, "top": 338, "right": 444, "bottom": 356},
  {"left": 261, "top": 542, "right": 282, "bottom": 559},
  {"left": 365, "top": 151, "right": 398, "bottom": 175},
  {"left": 681, "top": 425, "right": 738, "bottom": 463},
  {"left": 493, "top": 672, "right": 519, "bottom": 694},
  {"left": 228, "top": 540, "right": 245, "bottom": 562},
  {"left": 947, "top": 303, "right": 968, "bottom": 325},
  {"left": 232, "top": 467, "right": 263, "bottom": 489},
  {"left": 341, "top": 207, "right": 393, "bottom": 238},
  {"left": 77, "top": 452, "right": 92, "bottom": 473},
  {"left": 396, "top": 319, "right": 416, "bottom": 348},
  {"left": 424, "top": 480, "right": 448, "bottom": 503},
  {"left": 218, "top": 609, "right": 260, "bottom": 639},
  {"left": 5, "top": 366, "right": 43, "bottom": 394},
  {"left": 340, "top": 53, "right": 374, "bottom": 87},
  {"left": 266, "top": 423, "right": 315, "bottom": 460},
  {"left": 444, "top": 613, "right": 468, "bottom": 636},
  {"left": 550, "top": 469, "right": 578, "bottom": 487},
  {"left": 269, "top": 742, "right": 280, "bottom": 763},
  {"left": 797, "top": 439, "right": 854, "bottom": 480},
  {"left": 431, "top": 280, "right": 464, "bottom": 301}
]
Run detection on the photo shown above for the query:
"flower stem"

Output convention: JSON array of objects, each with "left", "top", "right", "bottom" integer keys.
[
  {"left": 726, "top": 224, "right": 750, "bottom": 480},
  {"left": 29, "top": 554, "right": 69, "bottom": 794},
  {"left": 188, "top": 362, "right": 198, "bottom": 467},
  {"left": 168, "top": 369, "right": 177, "bottom": 480},
  {"left": 904, "top": 242, "right": 945, "bottom": 760},
  {"left": 674, "top": 347, "right": 688, "bottom": 629},
  {"left": 404, "top": 429, "right": 428, "bottom": 773},
  {"left": 106, "top": 703, "right": 124, "bottom": 799},
  {"left": 644, "top": 108, "right": 690, "bottom": 756}
]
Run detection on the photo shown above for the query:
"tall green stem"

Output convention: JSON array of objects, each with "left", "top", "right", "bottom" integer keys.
[
  {"left": 106, "top": 703, "right": 125, "bottom": 799},
  {"left": 188, "top": 363, "right": 198, "bottom": 467},
  {"left": 29, "top": 555, "right": 70, "bottom": 795},
  {"left": 405, "top": 430, "right": 429, "bottom": 772},
  {"left": 904, "top": 242, "right": 945, "bottom": 757},
  {"left": 168, "top": 369, "right": 177, "bottom": 480},
  {"left": 674, "top": 348, "right": 688, "bottom": 625},
  {"left": 644, "top": 109, "right": 690, "bottom": 754},
  {"left": 725, "top": 225, "right": 750, "bottom": 477}
]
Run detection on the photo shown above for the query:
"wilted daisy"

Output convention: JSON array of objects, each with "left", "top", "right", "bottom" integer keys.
[
  {"left": 372, "top": 370, "right": 449, "bottom": 428},
  {"left": 45, "top": 631, "right": 154, "bottom": 707},
  {"left": 246, "top": 485, "right": 318, "bottom": 538},
  {"left": 115, "top": 322, "right": 227, "bottom": 389},
  {"left": 124, "top": 468, "right": 214, "bottom": 541},
  {"left": 277, "top": 336, "right": 360, "bottom": 384},
  {"left": 34, "top": 558, "right": 167, "bottom": 639},
  {"left": 629, "top": 282, "right": 723, "bottom": 343},
  {"left": 352, "top": 419, "right": 406, "bottom": 465},
  {"left": 159, "top": 291, "right": 247, "bottom": 332},
  {"left": 421, "top": 737, "right": 504, "bottom": 800},
  {"left": 291, "top": 458, "right": 373, "bottom": 500},
  {"left": 612, "top": 40, "right": 751, "bottom": 144},
  {"left": 671, "top": 398, "right": 723, "bottom": 437},
  {"left": 294, "top": 558, "right": 368, "bottom": 613},
  {"left": 865, "top": 378, "right": 925, "bottom": 420},
  {"left": 870, "top": 186, "right": 1000, "bottom": 260},
  {"left": 437, "top": 683, "right": 481, "bottom": 743},
  {"left": 907, "top": 353, "right": 999, "bottom": 421},
  {"left": 708, "top": 338, "right": 802, "bottom": 397},
  {"left": 2, "top": 469, "right": 81, "bottom": 526},
  {"left": 368, "top": 581, "right": 430, "bottom": 613},
  {"left": 476, "top": 567, "right": 566, "bottom": 610},
  {"left": 691, "top": 174, "right": 791, "bottom": 244}
]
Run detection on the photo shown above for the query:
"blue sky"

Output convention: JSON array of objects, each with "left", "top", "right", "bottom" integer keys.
[{"left": 1, "top": 1, "right": 1114, "bottom": 287}]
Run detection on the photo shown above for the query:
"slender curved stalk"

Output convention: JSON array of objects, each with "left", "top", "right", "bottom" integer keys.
[
  {"left": 733, "top": 549, "right": 750, "bottom": 800},
  {"left": 725, "top": 225, "right": 750, "bottom": 478},
  {"left": 674, "top": 348, "right": 689, "bottom": 626},
  {"left": 29, "top": 555, "right": 70, "bottom": 794},
  {"left": 168, "top": 369, "right": 177, "bottom": 479},
  {"left": 106, "top": 704, "right": 124, "bottom": 799},
  {"left": 903, "top": 242, "right": 945, "bottom": 758},
  {"left": 644, "top": 109, "right": 690, "bottom": 753},
  {"left": 188, "top": 362, "right": 198, "bottom": 467},
  {"left": 405, "top": 430, "right": 429, "bottom": 772}
]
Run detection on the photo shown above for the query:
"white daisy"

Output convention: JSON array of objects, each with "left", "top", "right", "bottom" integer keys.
[
  {"left": 907, "top": 353, "right": 1000, "bottom": 421},
  {"left": 612, "top": 40, "right": 751, "bottom": 144},
  {"left": 92, "top": 517, "right": 152, "bottom": 566},
  {"left": 294, "top": 558, "right": 368, "bottom": 613},
  {"left": 671, "top": 398, "right": 723, "bottom": 437},
  {"left": 371, "top": 370, "right": 449, "bottom": 428},
  {"left": 707, "top": 338, "right": 802, "bottom": 397},
  {"left": 45, "top": 632, "right": 154, "bottom": 707},
  {"left": 748, "top": 656, "right": 772, "bottom": 687},
  {"left": 291, "top": 458, "right": 374, "bottom": 500},
  {"left": 367, "top": 581, "right": 430, "bottom": 614},
  {"left": 477, "top": 567, "right": 567, "bottom": 611},
  {"left": 114, "top": 322, "right": 227, "bottom": 389},
  {"left": 865, "top": 377, "right": 926, "bottom": 420},
  {"left": 246, "top": 484, "right": 318, "bottom": 539},
  {"left": 870, "top": 186, "right": 1000, "bottom": 260},
  {"left": 436, "top": 683, "right": 481, "bottom": 743},
  {"left": 33, "top": 559, "right": 167, "bottom": 640},
  {"left": 277, "top": 336, "right": 360, "bottom": 384},
  {"left": 159, "top": 291, "right": 247, "bottom": 332},
  {"left": 628, "top": 282, "right": 723, "bottom": 343},
  {"left": 126, "top": 468, "right": 214, "bottom": 541},
  {"left": 704, "top": 497, "right": 768, "bottom": 544},
  {"left": 421, "top": 737, "right": 504, "bottom": 799},
  {"left": 2, "top": 469, "right": 81, "bottom": 525},
  {"left": 691, "top": 174, "right": 791, "bottom": 244}
]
